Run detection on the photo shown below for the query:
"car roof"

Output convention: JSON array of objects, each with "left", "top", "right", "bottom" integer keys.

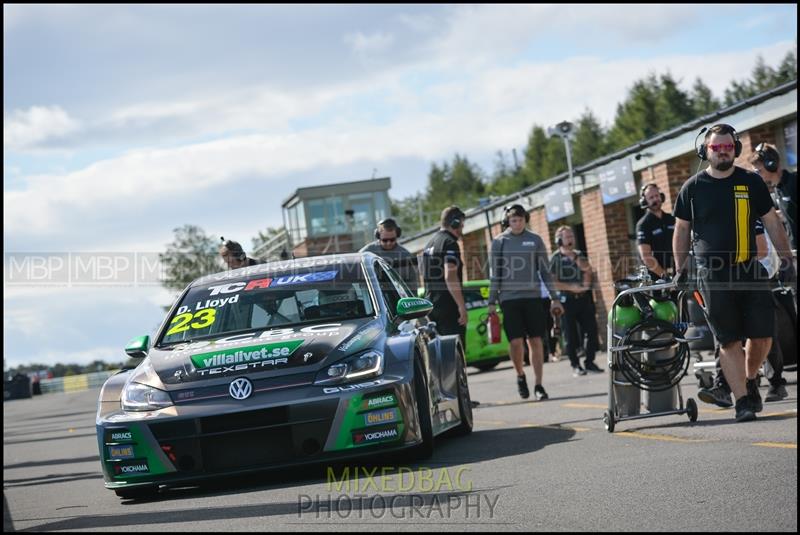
[{"left": 188, "top": 252, "right": 380, "bottom": 288}]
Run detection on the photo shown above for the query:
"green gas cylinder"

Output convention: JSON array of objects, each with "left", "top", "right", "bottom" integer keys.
[
  {"left": 649, "top": 299, "right": 678, "bottom": 322},
  {"left": 609, "top": 304, "right": 642, "bottom": 332}
]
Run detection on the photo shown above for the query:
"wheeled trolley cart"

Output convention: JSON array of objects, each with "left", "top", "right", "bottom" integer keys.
[{"left": 604, "top": 276, "right": 702, "bottom": 432}]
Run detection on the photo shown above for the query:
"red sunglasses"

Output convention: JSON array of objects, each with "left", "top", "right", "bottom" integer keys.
[{"left": 708, "top": 143, "right": 735, "bottom": 152}]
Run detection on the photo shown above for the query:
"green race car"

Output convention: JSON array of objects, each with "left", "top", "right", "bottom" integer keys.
[{"left": 418, "top": 280, "right": 511, "bottom": 372}]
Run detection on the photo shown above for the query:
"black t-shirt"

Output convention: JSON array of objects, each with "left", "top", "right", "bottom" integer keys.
[
  {"left": 636, "top": 211, "right": 676, "bottom": 274},
  {"left": 421, "top": 229, "right": 463, "bottom": 311},
  {"left": 548, "top": 250, "right": 587, "bottom": 285},
  {"left": 674, "top": 167, "right": 773, "bottom": 267}
]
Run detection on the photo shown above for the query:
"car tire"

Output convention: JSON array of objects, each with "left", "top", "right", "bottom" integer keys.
[
  {"left": 409, "top": 357, "right": 435, "bottom": 460},
  {"left": 474, "top": 361, "right": 499, "bottom": 372},
  {"left": 114, "top": 485, "right": 159, "bottom": 500},
  {"left": 451, "top": 348, "right": 473, "bottom": 436}
]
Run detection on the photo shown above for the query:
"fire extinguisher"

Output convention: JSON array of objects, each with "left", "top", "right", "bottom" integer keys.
[{"left": 487, "top": 310, "right": 501, "bottom": 344}]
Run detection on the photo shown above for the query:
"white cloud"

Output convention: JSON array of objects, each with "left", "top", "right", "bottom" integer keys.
[
  {"left": 3, "top": 105, "right": 81, "bottom": 152},
  {"left": 344, "top": 31, "right": 395, "bottom": 58},
  {"left": 5, "top": 40, "right": 795, "bottom": 242}
]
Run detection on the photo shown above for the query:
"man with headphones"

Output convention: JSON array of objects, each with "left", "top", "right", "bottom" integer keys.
[
  {"left": 219, "top": 238, "right": 261, "bottom": 270},
  {"left": 635, "top": 183, "right": 676, "bottom": 280},
  {"left": 549, "top": 225, "right": 603, "bottom": 376},
  {"left": 488, "top": 204, "right": 563, "bottom": 400},
  {"left": 359, "top": 218, "right": 419, "bottom": 294},
  {"left": 748, "top": 142, "right": 797, "bottom": 250},
  {"left": 420, "top": 206, "right": 469, "bottom": 348},
  {"left": 673, "top": 123, "right": 796, "bottom": 423}
]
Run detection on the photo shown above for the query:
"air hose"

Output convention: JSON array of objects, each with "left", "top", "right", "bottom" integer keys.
[{"left": 617, "top": 317, "right": 691, "bottom": 392}]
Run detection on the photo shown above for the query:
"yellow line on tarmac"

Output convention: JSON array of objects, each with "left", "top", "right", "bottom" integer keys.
[
  {"left": 752, "top": 442, "right": 796, "bottom": 449},
  {"left": 614, "top": 431, "right": 710, "bottom": 443},
  {"left": 475, "top": 419, "right": 589, "bottom": 432},
  {"left": 563, "top": 403, "right": 607, "bottom": 409},
  {"left": 519, "top": 423, "right": 591, "bottom": 432}
]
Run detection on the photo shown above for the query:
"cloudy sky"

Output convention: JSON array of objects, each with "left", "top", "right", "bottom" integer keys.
[{"left": 3, "top": 4, "right": 797, "bottom": 368}]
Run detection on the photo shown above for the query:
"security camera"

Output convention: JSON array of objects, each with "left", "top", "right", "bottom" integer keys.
[{"left": 635, "top": 152, "right": 654, "bottom": 161}]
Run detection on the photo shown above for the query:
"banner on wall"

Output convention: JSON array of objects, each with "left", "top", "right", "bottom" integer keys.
[
  {"left": 784, "top": 119, "right": 797, "bottom": 168},
  {"left": 543, "top": 181, "right": 575, "bottom": 223},
  {"left": 598, "top": 159, "right": 637, "bottom": 205}
]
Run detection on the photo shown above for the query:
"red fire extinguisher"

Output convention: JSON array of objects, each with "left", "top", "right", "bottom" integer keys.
[{"left": 487, "top": 310, "right": 501, "bottom": 344}]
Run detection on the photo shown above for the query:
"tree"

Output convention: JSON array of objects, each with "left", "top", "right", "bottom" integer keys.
[
  {"left": 690, "top": 77, "right": 720, "bottom": 117},
  {"left": 654, "top": 73, "right": 694, "bottom": 129},
  {"left": 571, "top": 110, "right": 607, "bottom": 167},
  {"left": 724, "top": 51, "right": 798, "bottom": 105},
  {"left": 159, "top": 224, "right": 219, "bottom": 292},
  {"left": 607, "top": 75, "right": 661, "bottom": 151},
  {"left": 422, "top": 154, "right": 486, "bottom": 218}
]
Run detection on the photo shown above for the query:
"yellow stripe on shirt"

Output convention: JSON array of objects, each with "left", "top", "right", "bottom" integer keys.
[{"left": 734, "top": 185, "right": 749, "bottom": 263}]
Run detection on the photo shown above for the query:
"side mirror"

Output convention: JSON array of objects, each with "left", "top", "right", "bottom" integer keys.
[
  {"left": 396, "top": 297, "right": 433, "bottom": 320},
  {"left": 125, "top": 335, "right": 150, "bottom": 359}
]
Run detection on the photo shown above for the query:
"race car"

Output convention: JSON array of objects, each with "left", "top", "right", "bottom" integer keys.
[{"left": 96, "top": 252, "right": 472, "bottom": 499}]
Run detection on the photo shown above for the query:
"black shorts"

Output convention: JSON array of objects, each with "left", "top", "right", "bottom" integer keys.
[
  {"left": 697, "top": 261, "right": 774, "bottom": 346},
  {"left": 500, "top": 298, "right": 547, "bottom": 341}
]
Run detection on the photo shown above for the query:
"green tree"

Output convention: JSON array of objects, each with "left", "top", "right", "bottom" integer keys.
[
  {"left": 571, "top": 110, "right": 607, "bottom": 167},
  {"left": 654, "top": 73, "right": 694, "bottom": 129},
  {"left": 521, "top": 126, "right": 555, "bottom": 185},
  {"left": 690, "top": 77, "right": 720, "bottom": 117},
  {"left": 724, "top": 51, "right": 798, "bottom": 105},
  {"left": 422, "top": 154, "right": 486, "bottom": 217},
  {"left": 607, "top": 75, "right": 661, "bottom": 151},
  {"left": 159, "top": 224, "right": 219, "bottom": 293}
]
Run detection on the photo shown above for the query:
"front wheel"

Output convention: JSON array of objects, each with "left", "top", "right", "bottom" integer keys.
[
  {"left": 451, "top": 349, "right": 473, "bottom": 436},
  {"left": 474, "top": 361, "right": 499, "bottom": 372},
  {"left": 408, "top": 358, "right": 435, "bottom": 460}
]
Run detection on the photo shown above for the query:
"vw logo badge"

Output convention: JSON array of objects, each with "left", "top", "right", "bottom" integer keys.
[{"left": 229, "top": 378, "right": 253, "bottom": 400}]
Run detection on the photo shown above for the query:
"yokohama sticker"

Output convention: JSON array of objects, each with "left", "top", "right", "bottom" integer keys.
[
  {"left": 113, "top": 459, "right": 150, "bottom": 475},
  {"left": 352, "top": 426, "right": 399, "bottom": 445}
]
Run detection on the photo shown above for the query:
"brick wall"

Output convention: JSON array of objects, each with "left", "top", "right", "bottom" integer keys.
[
  {"left": 529, "top": 207, "right": 552, "bottom": 255},
  {"left": 651, "top": 153, "right": 696, "bottom": 212},
  {"left": 462, "top": 231, "right": 488, "bottom": 281}
]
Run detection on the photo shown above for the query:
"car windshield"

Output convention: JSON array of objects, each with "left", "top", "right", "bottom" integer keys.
[{"left": 159, "top": 264, "right": 375, "bottom": 346}]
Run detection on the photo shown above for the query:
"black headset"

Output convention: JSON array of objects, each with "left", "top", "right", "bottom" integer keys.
[
  {"left": 501, "top": 204, "right": 530, "bottom": 230},
  {"left": 374, "top": 218, "right": 402, "bottom": 240},
  {"left": 755, "top": 142, "right": 780, "bottom": 173},
  {"left": 445, "top": 208, "right": 465, "bottom": 229},
  {"left": 639, "top": 183, "right": 665, "bottom": 209},
  {"left": 696, "top": 123, "right": 742, "bottom": 161}
]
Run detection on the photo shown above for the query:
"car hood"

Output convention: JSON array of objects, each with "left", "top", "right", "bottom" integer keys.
[{"left": 147, "top": 318, "right": 386, "bottom": 388}]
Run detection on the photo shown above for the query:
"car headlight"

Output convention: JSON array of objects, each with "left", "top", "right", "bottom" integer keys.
[
  {"left": 314, "top": 350, "right": 384, "bottom": 385},
  {"left": 121, "top": 382, "right": 173, "bottom": 411}
]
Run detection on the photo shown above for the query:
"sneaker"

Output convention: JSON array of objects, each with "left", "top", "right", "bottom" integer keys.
[
  {"left": 517, "top": 375, "right": 530, "bottom": 399},
  {"left": 746, "top": 378, "right": 763, "bottom": 413},
  {"left": 734, "top": 395, "right": 756, "bottom": 422},
  {"left": 765, "top": 383, "right": 788, "bottom": 402},
  {"left": 584, "top": 362, "right": 604, "bottom": 373},
  {"left": 572, "top": 365, "right": 587, "bottom": 377},
  {"left": 534, "top": 384, "right": 549, "bottom": 401},
  {"left": 697, "top": 384, "right": 733, "bottom": 408}
]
